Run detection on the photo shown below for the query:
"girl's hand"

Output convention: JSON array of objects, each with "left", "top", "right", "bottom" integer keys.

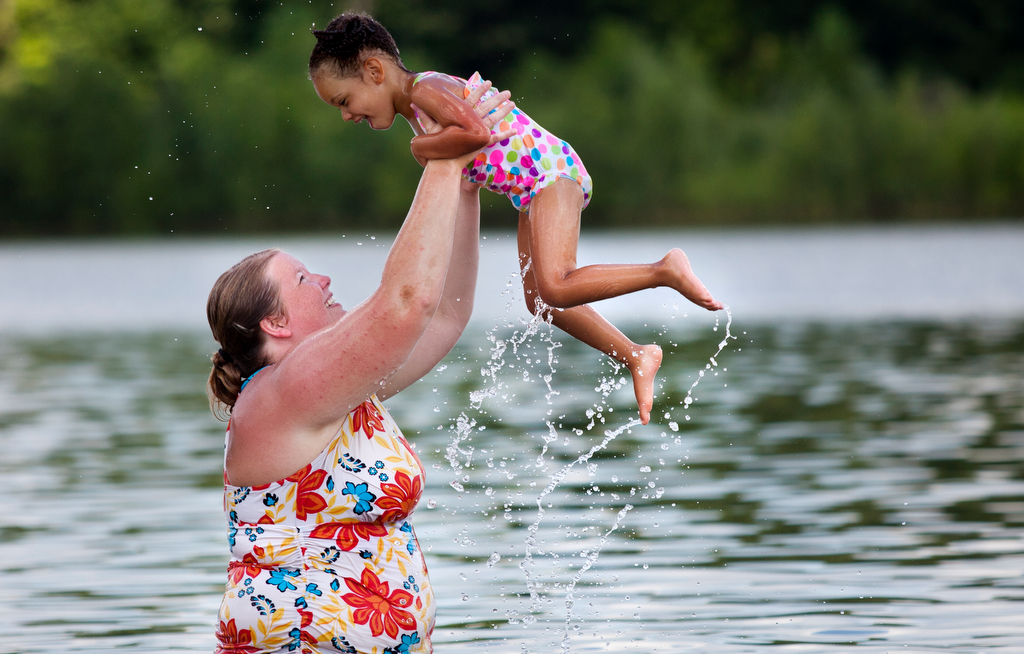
[
  {"left": 412, "top": 105, "right": 479, "bottom": 169},
  {"left": 415, "top": 81, "right": 515, "bottom": 142},
  {"left": 411, "top": 77, "right": 516, "bottom": 170}
]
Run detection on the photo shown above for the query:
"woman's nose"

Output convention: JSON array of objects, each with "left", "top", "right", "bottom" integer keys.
[
  {"left": 318, "top": 274, "right": 331, "bottom": 289},
  {"left": 341, "top": 109, "right": 352, "bottom": 122}
]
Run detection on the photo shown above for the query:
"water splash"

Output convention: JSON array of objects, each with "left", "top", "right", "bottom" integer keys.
[
  {"left": 447, "top": 267, "right": 737, "bottom": 642},
  {"left": 560, "top": 503, "right": 633, "bottom": 653},
  {"left": 680, "top": 306, "right": 736, "bottom": 420},
  {"left": 519, "top": 418, "right": 641, "bottom": 609},
  {"left": 449, "top": 269, "right": 560, "bottom": 495},
  {"left": 446, "top": 412, "right": 476, "bottom": 492}
]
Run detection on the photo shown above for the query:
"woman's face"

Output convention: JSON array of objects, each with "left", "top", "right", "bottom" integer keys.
[{"left": 267, "top": 252, "right": 343, "bottom": 340}]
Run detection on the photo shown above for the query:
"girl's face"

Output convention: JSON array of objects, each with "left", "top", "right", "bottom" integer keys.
[{"left": 312, "top": 65, "right": 397, "bottom": 130}]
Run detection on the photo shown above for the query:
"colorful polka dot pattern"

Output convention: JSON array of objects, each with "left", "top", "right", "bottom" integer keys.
[{"left": 414, "top": 71, "right": 593, "bottom": 213}]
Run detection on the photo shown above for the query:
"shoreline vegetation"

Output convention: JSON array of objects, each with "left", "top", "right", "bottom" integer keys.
[{"left": 1, "top": 1, "right": 1023, "bottom": 236}]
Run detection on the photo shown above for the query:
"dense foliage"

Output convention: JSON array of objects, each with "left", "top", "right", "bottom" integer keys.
[{"left": 1, "top": 0, "right": 1022, "bottom": 235}]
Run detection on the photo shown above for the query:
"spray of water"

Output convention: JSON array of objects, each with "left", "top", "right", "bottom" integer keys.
[
  {"left": 519, "top": 418, "right": 641, "bottom": 609},
  {"left": 439, "top": 263, "right": 738, "bottom": 647},
  {"left": 560, "top": 503, "right": 634, "bottom": 653},
  {"left": 679, "top": 306, "right": 736, "bottom": 420}
]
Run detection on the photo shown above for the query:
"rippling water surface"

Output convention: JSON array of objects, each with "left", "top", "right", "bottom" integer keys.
[{"left": 2, "top": 229, "right": 1024, "bottom": 652}]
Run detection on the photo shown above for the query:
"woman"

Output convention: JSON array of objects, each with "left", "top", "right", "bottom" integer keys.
[{"left": 207, "top": 82, "right": 513, "bottom": 654}]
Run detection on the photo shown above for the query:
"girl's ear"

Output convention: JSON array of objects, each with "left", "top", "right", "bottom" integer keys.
[
  {"left": 259, "top": 314, "right": 292, "bottom": 340},
  {"left": 363, "top": 56, "right": 385, "bottom": 84}
]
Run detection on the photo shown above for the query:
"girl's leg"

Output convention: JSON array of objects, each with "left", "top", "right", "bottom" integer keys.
[
  {"left": 525, "top": 178, "right": 723, "bottom": 311},
  {"left": 519, "top": 214, "right": 662, "bottom": 425}
]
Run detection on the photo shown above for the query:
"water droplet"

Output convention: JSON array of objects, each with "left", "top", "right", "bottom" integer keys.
[
  {"left": 426, "top": 498, "right": 437, "bottom": 508},
  {"left": 486, "top": 552, "right": 501, "bottom": 567}
]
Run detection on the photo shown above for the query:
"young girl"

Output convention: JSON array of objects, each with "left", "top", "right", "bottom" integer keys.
[{"left": 308, "top": 12, "right": 723, "bottom": 425}]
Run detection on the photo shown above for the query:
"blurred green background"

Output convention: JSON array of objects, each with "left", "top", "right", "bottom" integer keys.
[{"left": 1, "top": 0, "right": 1022, "bottom": 236}]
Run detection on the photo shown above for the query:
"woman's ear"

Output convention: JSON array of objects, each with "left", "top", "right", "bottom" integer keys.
[
  {"left": 259, "top": 314, "right": 292, "bottom": 340},
  {"left": 363, "top": 56, "right": 385, "bottom": 84}
]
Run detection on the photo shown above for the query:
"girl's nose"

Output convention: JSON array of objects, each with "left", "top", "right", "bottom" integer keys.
[
  {"left": 341, "top": 109, "right": 353, "bottom": 122},
  {"left": 318, "top": 274, "right": 331, "bottom": 289}
]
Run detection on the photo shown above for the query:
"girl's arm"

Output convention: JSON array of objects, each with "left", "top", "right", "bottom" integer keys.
[{"left": 408, "top": 74, "right": 493, "bottom": 162}]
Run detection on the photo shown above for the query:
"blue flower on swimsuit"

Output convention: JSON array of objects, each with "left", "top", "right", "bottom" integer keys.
[
  {"left": 342, "top": 481, "right": 376, "bottom": 515},
  {"left": 287, "top": 627, "right": 301, "bottom": 651},
  {"left": 394, "top": 632, "right": 420, "bottom": 653},
  {"left": 267, "top": 568, "right": 300, "bottom": 592}
]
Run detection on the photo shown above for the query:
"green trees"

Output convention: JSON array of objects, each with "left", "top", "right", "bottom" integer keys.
[{"left": 1, "top": 1, "right": 1022, "bottom": 235}]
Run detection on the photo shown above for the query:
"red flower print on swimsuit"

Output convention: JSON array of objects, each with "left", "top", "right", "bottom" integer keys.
[
  {"left": 309, "top": 520, "right": 389, "bottom": 551},
  {"left": 351, "top": 400, "right": 385, "bottom": 439},
  {"left": 376, "top": 471, "right": 422, "bottom": 523},
  {"left": 342, "top": 567, "right": 416, "bottom": 639},
  {"left": 287, "top": 464, "right": 329, "bottom": 520},
  {"left": 214, "top": 618, "right": 260, "bottom": 654},
  {"left": 226, "top": 553, "right": 262, "bottom": 585}
]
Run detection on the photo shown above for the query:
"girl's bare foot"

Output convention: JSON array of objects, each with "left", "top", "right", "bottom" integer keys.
[
  {"left": 662, "top": 249, "right": 723, "bottom": 311},
  {"left": 628, "top": 344, "right": 663, "bottom": 425}
]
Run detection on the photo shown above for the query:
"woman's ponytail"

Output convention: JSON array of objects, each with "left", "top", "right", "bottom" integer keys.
[{"left": 206, "top": 249, "right": 281, "bottom": 418}]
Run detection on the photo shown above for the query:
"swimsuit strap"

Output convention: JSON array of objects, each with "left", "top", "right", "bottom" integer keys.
[
  {"left": 239, "top": 366, "right": 268, "bottom": 393},
  {"left": 413, "top": 70, "right": 437, "bottom": 84}
]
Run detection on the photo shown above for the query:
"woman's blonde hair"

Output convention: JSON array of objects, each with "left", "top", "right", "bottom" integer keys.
[{"left": 206, "top": 248, "right": 281, "bottom": 417}]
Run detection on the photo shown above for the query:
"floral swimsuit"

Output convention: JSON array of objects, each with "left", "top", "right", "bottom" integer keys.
[
  {"left": 216, "top": 393, "right": 434, "bottom": 654},
  {"left": 413, "top": 71, "right": 593, "bottom": 212}
]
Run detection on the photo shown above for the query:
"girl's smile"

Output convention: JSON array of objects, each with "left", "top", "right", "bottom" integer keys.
[{"left": 311, "top": 68, "right": 399, "bottom": 131}]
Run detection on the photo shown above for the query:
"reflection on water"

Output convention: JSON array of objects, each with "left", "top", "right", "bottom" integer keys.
[{"left": 1, "top": 319, "right": 1023, "bottom": 652}]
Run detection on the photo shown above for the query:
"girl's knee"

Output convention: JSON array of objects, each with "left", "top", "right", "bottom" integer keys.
[
  {"left": 534, "top": 277, "right": 574, "bottom": 309},
  {"left": 522, "top": 285, "right": 544, "bottom": 315}
]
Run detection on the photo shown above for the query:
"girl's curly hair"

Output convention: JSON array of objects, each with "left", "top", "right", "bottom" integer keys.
[{"left": 309, "top": 12, "right": 409, "bottom": 79}]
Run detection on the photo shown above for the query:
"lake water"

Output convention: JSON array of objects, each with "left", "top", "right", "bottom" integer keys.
[{"left": 1, "top": 225, "right": 1023, "bottom": 652}]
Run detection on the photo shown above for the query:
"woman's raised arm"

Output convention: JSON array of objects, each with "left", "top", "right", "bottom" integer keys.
[{"left": 237, "top": 156, "right": 473, "bottom": 440}]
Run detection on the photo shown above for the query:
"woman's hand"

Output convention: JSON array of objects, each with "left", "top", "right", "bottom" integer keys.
[
  {"left": 465, "top": 79, "right": 517, "bottom": 144},
  {"left": 412, "top": 78, "right": 516, "bottom": 168}
]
